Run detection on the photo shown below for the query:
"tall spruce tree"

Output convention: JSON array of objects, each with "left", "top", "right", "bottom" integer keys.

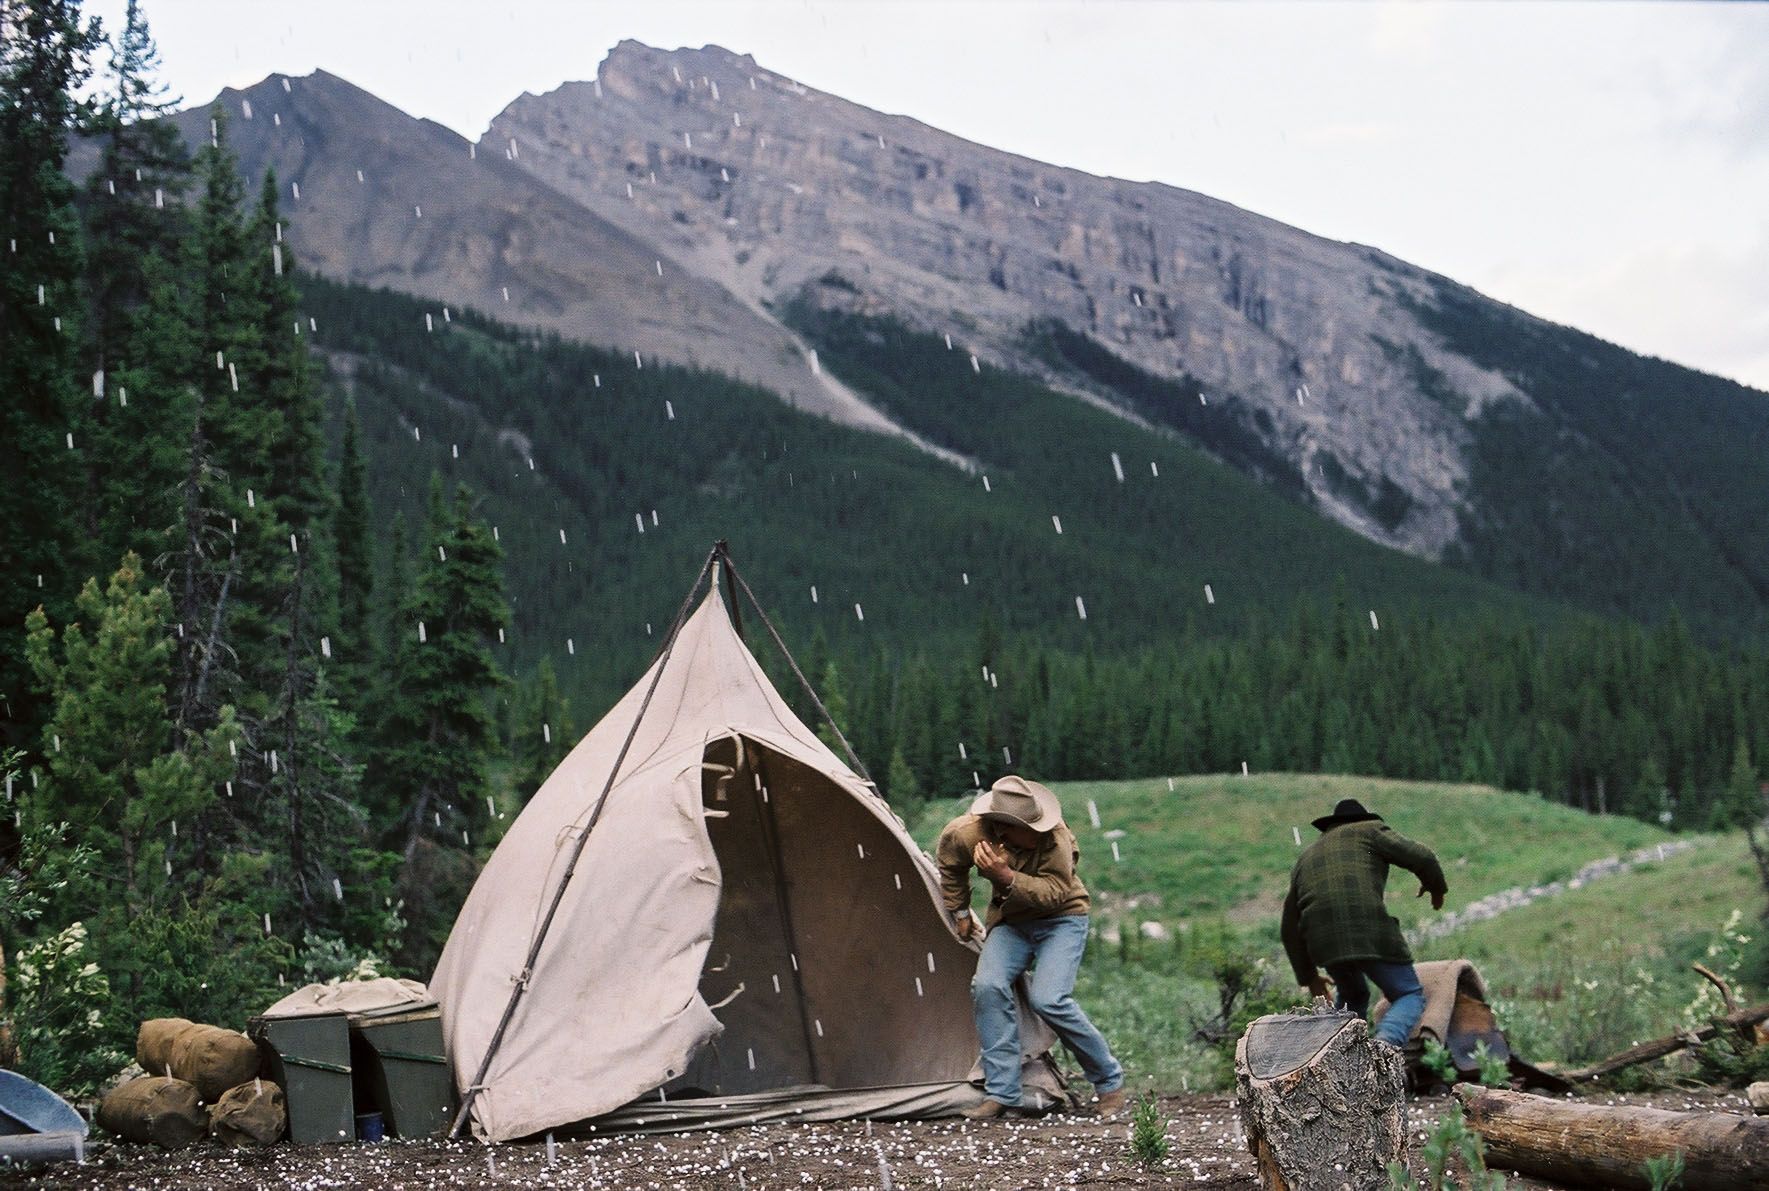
[
  {"left": 365, "top": 481, "right": 507, "bottom": 966},
  {"left": 80, "top": 0, "right": 192, "bottom": 576},
  {"left": 80, "top": 0, "right": 186, "bottom": 377},
  {"left": 333, "top": 399, "right": 374, "bottom": 702},
  {"left": 0, "top": 0, "right": 103, "bottom": 740}
]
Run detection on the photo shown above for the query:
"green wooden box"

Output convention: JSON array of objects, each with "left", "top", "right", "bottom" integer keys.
[
  {"left": 248, "top": 1011, "right": 354, "bottom": 1144},
  {"left": 347, "top": 1002, "right": 455, "bottom": 1139}
]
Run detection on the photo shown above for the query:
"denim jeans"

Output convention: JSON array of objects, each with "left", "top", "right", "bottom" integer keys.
[
  {"left": 1326, "top": 959, "right": 1425, "bottom": 1047},
  {"left": 971, "top": 914, "right": 1124, "bottom": 1104}
]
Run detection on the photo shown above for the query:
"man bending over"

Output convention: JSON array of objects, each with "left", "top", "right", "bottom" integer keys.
[
  {"left": 936, "top": 775, "right": 1126, "bottom": 1119},
  {"left": 1281, "top": 797, "right": 1448, "bottom": 1047}
]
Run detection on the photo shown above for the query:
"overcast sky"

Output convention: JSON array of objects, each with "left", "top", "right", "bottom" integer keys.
[{"left": 86, "top": 0, "right": 1769, "bottom": 391}]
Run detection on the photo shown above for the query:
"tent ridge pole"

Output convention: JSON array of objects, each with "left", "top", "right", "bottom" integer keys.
[
  {"left": 719, "top": 550, "right": 878, "bottom": 793},
  {"left": 448, "top": 545, "right": 720, "bottom": 1140}
]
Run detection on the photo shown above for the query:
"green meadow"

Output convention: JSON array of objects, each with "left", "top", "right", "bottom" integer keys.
[{"left": 909, "top": 774, "right": 1761, "bottom": 1089}]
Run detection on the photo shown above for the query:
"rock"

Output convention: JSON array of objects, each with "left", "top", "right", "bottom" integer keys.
[{"left": 1748, "top": 1082, "right": 1769, "bottom": 1116}]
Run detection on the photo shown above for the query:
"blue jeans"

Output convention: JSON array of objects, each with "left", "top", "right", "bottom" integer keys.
[
  {"left": 971, "top": 914, "right": 1123, "bottom": 1104},
  {"left": 1327, "top": 959, "right": 1425, "bottom": 1047}
]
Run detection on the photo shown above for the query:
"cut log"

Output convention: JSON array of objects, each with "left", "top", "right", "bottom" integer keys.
[
  {"left": 1459, "top": 1085, "right": 1769, "bottom": 1190},
  {"left": 1235, "top": 1007, "right": 1408, "bottom": 1191},
  {"left": 0, "top": 1131, "right": 86, "bottom": 1164},
  {"left": 1558, "top": 1002, "right": 1769, "bottom": 1084}
]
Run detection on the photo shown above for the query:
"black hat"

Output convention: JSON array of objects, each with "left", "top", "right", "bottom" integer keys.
[{"left": 1312, "top": 798, "right": 1384, "bottom": 832}]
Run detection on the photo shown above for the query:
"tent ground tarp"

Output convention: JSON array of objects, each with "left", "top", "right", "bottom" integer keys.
[{"left": 558, "top": 1081, "right": 983, "bottom": 1137}]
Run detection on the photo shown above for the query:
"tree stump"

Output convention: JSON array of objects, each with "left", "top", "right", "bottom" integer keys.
[
  {"left": 1459, "top": 1084, "right": 1769, "bottom": 1190},
  {"left": 1235, "top": 1007, "right": 1407, "bottom": 1191}
]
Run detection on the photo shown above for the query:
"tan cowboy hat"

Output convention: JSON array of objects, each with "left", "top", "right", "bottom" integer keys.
[{"left": 969, "top": 775, "right": 1064, "bottom": 832}]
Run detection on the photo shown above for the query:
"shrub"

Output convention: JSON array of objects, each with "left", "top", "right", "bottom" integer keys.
[
  {"left": 1387, "top": 1102, "right": 1506, "bottom": 1190},
  {"left": 10, "top": 922, "right": 127, "bottom": 1098},
  {"left": 1129, "top": 1093, "right": 1170, "bottom": 1168}
]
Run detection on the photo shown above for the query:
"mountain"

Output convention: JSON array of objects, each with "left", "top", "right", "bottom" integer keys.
[
  {"left": 147, "top": 70, "right": 956, "bottom": 462},
  {"left": 136, "top": 43, "right": 1769, "bottom": 638},
  {"left": 304, "top": 275, "right": 1553, "bottom": 711}
]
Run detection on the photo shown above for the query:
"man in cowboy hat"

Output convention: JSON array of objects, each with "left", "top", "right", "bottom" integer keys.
[
  {"left": 936, "top": 775, "right": 1126, "bottom": 1119},
  {"left": 1280, "top": 797, "right": 1448, "bottom": 1047}
]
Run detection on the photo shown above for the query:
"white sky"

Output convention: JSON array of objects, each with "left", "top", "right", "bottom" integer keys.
[{"left": 88, "top": 0, "right": 1769, "bottom": 391}]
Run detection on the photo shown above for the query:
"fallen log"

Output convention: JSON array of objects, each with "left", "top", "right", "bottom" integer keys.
[
  {"left": 0, "top": 1131, "right": 86, "bottom": 1164},
  {"left": 1558, "top": 1002, "right": 1769, "bottom": 1084},
  {"left": 1458, "top": 1085, "right": 1769, "bottom": 1190},
  {"left": 1234, "top": 1006, "right": 1407, "bottom": 1191}
]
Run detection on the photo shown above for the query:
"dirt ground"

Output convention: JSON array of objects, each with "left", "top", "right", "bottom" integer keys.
[{"left": 5, "top": 1089, "right": 1756, "bottom": 1189}]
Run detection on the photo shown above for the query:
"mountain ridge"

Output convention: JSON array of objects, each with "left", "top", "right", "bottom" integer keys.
[{"left": 122, "top": 41, "right": 1769, "bottom": 638}]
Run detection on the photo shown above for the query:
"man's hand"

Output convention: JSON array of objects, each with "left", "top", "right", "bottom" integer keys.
[
  {"left": 1306, "top": 976, "right": 1331, "bottom": 1001},
  {"left": 954, "top": 913, "right": 976, "bottom": 941},
  {"left": 973, "top": 840, "right": 1015, "bottom": 885},
  {"left": 1417, "top": 886, "right": 1445, "bottom": 911}
]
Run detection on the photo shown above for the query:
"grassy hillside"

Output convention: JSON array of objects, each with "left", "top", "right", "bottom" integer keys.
[
  {"left": 909, "top": 774, "right": 1673, "bottom": 932},
  {"left": 909, "top": 775, "right": 1762, "bottom": 1088},
  {"left": 1423, "top": 835, "right": 1761, "bottom": 1070}
]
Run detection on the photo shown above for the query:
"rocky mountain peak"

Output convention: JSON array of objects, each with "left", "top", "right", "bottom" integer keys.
[{"left": 487, "top": 40, "right": 1527, "bottom": 557}]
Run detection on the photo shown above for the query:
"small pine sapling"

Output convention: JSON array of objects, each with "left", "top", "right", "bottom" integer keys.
[
  {"left": 1129, "top": 1093, "right": 1170, "bottom": 1169},
  {"left": 1386, "top": 1103, "right": 1506, "bottom": 1191},
  {"left": 1642, "top": 1151, "right": 1684, "bottom": 1191},
  {"left": 1472, "top": 1040, "right": 1511, "bottom": 1088},
  {"left": 1421, "top": 1037, "right": 1458, "bottom": 1084}
]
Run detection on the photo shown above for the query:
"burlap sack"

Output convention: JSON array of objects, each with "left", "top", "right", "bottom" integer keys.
[
  {"left": 210, "top": 1079, "right": 287, "bottom": 1146},
  {"left": 136, "top": 1017, "right": 195, "bottom": 1075},
  {"left": 168, "top": 1023, "right": 261, "bottom": 1102},
  {"left": 97, "top": 1075, "right": 209, "bottom": 1148}
]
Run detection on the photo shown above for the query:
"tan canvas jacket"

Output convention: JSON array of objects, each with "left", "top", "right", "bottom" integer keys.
[{"left": 934, "top": 814, "right": 1090, "bottom": 928}]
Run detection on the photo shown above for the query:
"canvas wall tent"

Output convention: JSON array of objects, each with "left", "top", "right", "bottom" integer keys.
[{"left": 432, "top": 557, "right": 1061, "bottom": 1142}]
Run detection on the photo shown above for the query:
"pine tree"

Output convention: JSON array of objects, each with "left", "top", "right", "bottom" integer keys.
[
  {"left": 245, "top": 169, "right": 327, "bottom": 538},
  {"left": 885, "top": 745, "right": 920, "bottom": 811},
  {"left": 815, "top": 658, "right": 850, "bottom": 756},
  {"left": 511, "top": 655, "right": 572, "bottom": 801},
  {"left": 333, "top": 399, "right": 374, "bottom": 694},
  {"left": 369, "top": 480, "right": 509, "bottom": 858},
  {"left": 78, "top": 0, "right": 190, "bottom": 574},
  {"left": 363, "top": 482, "right": 507, "bottom": 968},
  {"left": 0, "top": 0, "right": 104, "bottom": 740},
  {"left": 80, "top": 0, "right": 186, "bottom": 378},
  {"left": 22, "top": 554, "right": 240, "bottom": 919},
  {"left": 1720, "top": 740, "right": 1760, "bottom": 830}
]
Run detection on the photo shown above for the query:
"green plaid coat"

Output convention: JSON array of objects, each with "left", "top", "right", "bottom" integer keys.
[{"left": 1280, "top": 820, "right": 1447, "bottom": 984}]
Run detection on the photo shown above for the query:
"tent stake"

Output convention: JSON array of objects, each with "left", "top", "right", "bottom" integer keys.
[{"left": 449, "top": 546, "right": 719, "bottom": 1139}]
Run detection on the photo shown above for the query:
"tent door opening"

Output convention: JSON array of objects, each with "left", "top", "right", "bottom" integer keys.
[{"left": 670, "top": 734, "right": 820, "bottom": 1096}]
